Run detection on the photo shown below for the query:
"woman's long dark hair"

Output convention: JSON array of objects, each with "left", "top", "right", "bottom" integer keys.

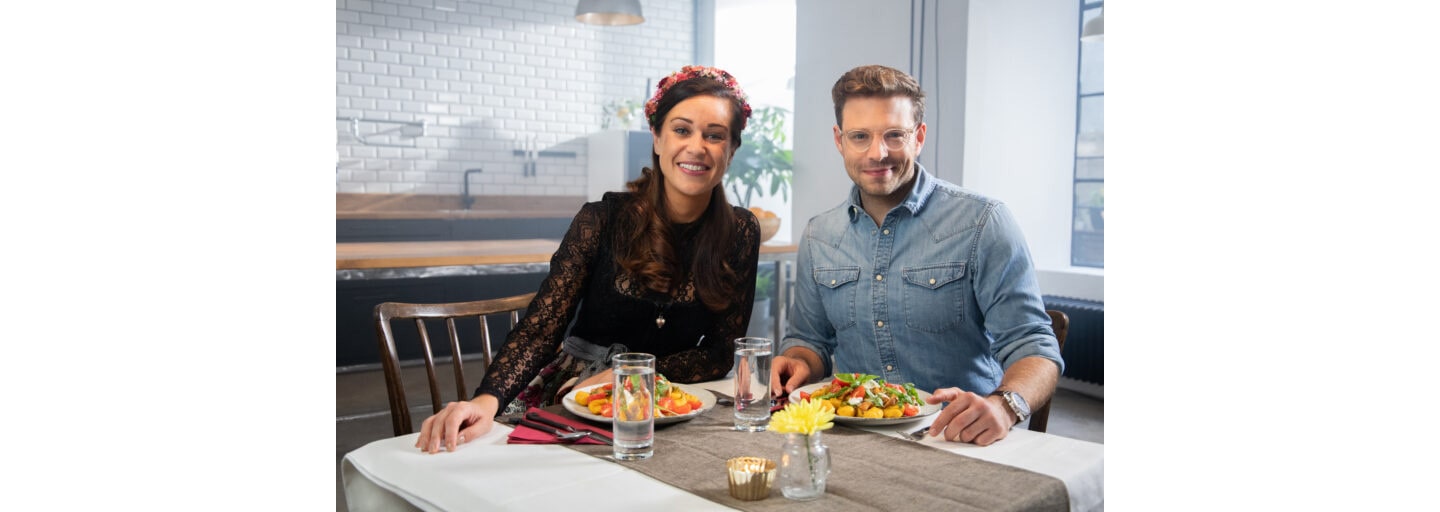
[{"left": 614, "top": 76, "right": 749, "bottom": 312}]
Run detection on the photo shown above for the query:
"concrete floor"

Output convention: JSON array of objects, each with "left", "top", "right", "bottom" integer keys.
[{"left": 335, "top": 366, "right": 1103, "bottom": 512}]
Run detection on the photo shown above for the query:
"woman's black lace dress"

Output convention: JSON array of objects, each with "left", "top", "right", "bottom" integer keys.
[{"left": 474, "top": 192, "right": 761, "bottom": 410}]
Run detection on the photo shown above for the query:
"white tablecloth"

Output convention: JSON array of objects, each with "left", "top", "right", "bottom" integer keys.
[{"left": 342, "top": 379, "right": 1104, "bottom": 511}]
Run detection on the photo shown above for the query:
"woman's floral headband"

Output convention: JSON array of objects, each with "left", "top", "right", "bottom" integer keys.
[{"left": 644, "top": 65, "right": 753, "bottom": 128}]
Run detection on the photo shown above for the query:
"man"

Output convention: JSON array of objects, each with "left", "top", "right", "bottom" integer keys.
[{"left": 771, "top": 65, "right": 1064, "bottom": 446}]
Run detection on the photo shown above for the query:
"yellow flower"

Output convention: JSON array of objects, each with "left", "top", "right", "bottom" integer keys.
[{"left": 768, "top": 398, "right": 835, "bottom": 435}]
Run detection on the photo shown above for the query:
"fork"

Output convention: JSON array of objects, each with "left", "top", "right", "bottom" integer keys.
[
  {"left": 525, "top": 412, "right": 613, "bottom": 445},
  {"left": 897, "top": 425, "right": 931, "bottom": 441}
]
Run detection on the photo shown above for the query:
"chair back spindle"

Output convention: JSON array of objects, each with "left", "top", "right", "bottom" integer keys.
[{"left": 373, "top": 293, "right": 536, "bottom": 436}]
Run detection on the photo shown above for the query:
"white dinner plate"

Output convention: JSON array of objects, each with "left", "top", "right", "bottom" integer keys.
[
  {"left": 562, "top": 382, "right": 716, "bottom": 425},
  {"left": 788, "top": 382, "right": 940, "bottom": 426}
]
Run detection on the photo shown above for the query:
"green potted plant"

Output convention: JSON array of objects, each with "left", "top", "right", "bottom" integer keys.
[
  {"left": 601, "top": 99, "right": 644, "bottom": 130},
  {"left": 726, "top": 106, "right": 793, "bottom": 242}
]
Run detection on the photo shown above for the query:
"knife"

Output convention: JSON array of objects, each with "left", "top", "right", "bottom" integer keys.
[{"left": 524, "top": 412, "right": 613, "bottom": 445}]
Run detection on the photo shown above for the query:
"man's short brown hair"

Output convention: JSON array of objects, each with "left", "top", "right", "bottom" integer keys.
[{"left": 830, "top": 64, "right": 925, "bottom": 128}]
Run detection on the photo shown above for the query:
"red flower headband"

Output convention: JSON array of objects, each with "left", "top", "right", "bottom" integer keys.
[{"left": 644, "top": 65, "right": 753, "bottom": 128}]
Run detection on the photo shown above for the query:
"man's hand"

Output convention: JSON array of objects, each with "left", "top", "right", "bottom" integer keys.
[
  {"left": 770, "top": 354, "right": 812, "bottom": 398},
  {"left": 414, "top": 394, "right": 500, "bottom": 454},
  {"left": 923, "top": 387, "right": 1016, "bottom": 446}
]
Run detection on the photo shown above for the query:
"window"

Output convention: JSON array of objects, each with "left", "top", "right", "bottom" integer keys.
[
  {"left": 713, "top": 0, "right": 795, "bottom": 243},
  {"left": 1072, "top": 1, "right": 1105, "bottom": 267}
]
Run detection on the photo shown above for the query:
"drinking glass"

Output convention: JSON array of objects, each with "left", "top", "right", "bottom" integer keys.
[
  {"left": 732, "top": 337, "right": 773, "bottom": 431},
  {"left": 611, "top": 352, "right": 657, "bottom": 460}
]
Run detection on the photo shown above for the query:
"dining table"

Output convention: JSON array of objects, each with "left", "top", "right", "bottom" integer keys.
[{"left": 341, "top": 378, "right": 1104, "bottom": 511}]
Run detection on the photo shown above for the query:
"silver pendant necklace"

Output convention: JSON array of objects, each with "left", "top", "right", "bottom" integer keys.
[{"left": 655, "top": 299, "right": 673, "bottom": 329}]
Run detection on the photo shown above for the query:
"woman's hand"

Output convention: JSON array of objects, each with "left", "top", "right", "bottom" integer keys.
[
  {"left": 575, "top": 369, "right": 614, "bottom": 390},
  {"left": 415, "top": 394, "right": 500, "bottom": 454}
]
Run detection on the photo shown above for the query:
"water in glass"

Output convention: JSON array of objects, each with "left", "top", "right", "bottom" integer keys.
[
  {"left": 611, "top": 353, "right": 656, "bottom": 460},
  {"left": 732, "top": 337, "right": 773, "bottom": 432}
]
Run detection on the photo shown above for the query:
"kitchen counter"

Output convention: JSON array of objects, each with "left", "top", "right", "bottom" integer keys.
[{"left": 337, "top": 239, "right": 563, "bottom": 270}]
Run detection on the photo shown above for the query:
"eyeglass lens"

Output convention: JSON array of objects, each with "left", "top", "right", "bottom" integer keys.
[{"left": 844, "top": 129, "right": 909, "bottom": 151}]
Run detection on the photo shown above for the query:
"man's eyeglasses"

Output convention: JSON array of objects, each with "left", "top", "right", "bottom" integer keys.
[{"left": 840, "top": 128, "right": 914, "bottom": 153}]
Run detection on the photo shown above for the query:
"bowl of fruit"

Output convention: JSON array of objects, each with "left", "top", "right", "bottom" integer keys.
[{"left": 748, "top": 207, "right": 781, "bottom": 243}]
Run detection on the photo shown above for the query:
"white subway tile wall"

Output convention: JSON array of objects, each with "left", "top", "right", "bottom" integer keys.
[{"left": 336, "top": 0, "right": 694, "bottom": 196}]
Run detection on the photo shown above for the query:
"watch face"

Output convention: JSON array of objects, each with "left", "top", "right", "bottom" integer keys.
[
  {"left": 1006, "top": 391, "right": 1029, "bottom": 418},
  {"left": 1011, "top": 392, "right": 1029, "bottom": 413}
]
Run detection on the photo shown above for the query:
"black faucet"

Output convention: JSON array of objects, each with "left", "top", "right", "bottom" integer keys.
[{"left": 462, "top": 168, "right": 483, "bottom": 210}]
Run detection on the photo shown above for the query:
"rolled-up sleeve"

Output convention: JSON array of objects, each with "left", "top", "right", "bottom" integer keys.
[{"left": 972, "top": 202, "right": 1065, "bottom": 375}]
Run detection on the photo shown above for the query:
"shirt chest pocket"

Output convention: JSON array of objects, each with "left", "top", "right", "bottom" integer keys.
[
  {"left": 813, "top": 267, "right": 861, "bottom": 332},
  {"left": 901, "top": 262, "right": 967, "bottom": 333}
]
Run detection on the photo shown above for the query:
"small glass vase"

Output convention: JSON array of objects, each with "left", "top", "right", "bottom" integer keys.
[{"left": 778, "top": 431, "right": 830, "bottom": 501}]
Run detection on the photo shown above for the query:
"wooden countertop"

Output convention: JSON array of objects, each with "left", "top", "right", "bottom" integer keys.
[{"left": 337, "top": 240, "right": 798, "bottom": 270}]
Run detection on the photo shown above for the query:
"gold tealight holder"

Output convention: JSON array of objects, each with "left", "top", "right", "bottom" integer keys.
[{"left": 726, "top": 456, "right": 776, "bottom": 501}]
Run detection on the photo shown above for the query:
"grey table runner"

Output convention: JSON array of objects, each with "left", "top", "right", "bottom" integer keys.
[{"left": 547, "top": 404, "right": 1069, "bottom": 512}]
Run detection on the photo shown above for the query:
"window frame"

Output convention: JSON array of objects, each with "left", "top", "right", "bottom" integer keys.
[{"left": 1071, "top": 0, "right": 1104, "bottom": 268}]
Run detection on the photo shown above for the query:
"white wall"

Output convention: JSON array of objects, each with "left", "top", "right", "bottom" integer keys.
[
  {"left": 794, "top": 0, "right": 1101, "bottom": 301},
  {"left": 964, "top": 0, "right": 1077, "bottom": 268},
  {"left": 792, "top": 0, "right": 915, "bottom": 241},
  {"left": 335, "top": 0, "right": 694, "bottom": 196}
]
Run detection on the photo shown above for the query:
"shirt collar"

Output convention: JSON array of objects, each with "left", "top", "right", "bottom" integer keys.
[{"left": 846, "top": 163, "right": 937, "bottom": 222}]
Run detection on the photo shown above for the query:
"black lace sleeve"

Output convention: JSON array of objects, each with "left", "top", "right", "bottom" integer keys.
[
  {"left": 653, "top": 208, "right": 762, "bottom": 383},
  {"left": 473, "top": 202, "right": 606, "bottom": 404}
]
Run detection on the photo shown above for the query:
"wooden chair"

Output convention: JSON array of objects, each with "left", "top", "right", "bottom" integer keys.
[
  {"left": 374, "top": 293, "right": 535, "bottom": 436},
  {"left": 1027, "top": 309, "right": 1070, "bottom": 433}
]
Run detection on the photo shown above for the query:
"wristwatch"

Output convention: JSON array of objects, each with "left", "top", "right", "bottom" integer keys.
[{"left": 993, "top": 390, "right": 1030, "bottom": 424}]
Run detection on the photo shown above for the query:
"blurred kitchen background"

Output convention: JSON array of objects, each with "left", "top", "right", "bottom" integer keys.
[{"left": 336, "top": 0, "right": 798, "bottom": 232}]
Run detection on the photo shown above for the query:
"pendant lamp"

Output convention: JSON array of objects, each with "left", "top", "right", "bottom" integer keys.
[{"left": 575, "top": 0, "right": 645, "bottom": 26}]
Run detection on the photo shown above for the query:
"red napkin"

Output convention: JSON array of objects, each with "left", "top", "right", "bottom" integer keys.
[
  {"left": 771, "top": 394, "right": 789, "bottom": 413},
  {"left": 506, "top": 407, "right": 614, "bottom": 445}
]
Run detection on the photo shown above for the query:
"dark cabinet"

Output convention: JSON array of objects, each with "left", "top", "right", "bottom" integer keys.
[
  {"left": 337, "top": 216, "right": 571, "bottom": 368},
  {"left": 337, "top": 272, "right": 548, "bottom": 369},
  {"left": 336, "top": 217, "right": 572, "bottom": 243}
]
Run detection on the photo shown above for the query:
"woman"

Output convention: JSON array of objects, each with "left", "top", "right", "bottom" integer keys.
[{"left": 417, "top": 65, "right": 762, "bottom": 453}]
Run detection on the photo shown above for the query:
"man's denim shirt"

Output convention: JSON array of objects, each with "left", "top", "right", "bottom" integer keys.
[{"left": 779, "top": 165, "right": 1064, "bottom": 395}]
